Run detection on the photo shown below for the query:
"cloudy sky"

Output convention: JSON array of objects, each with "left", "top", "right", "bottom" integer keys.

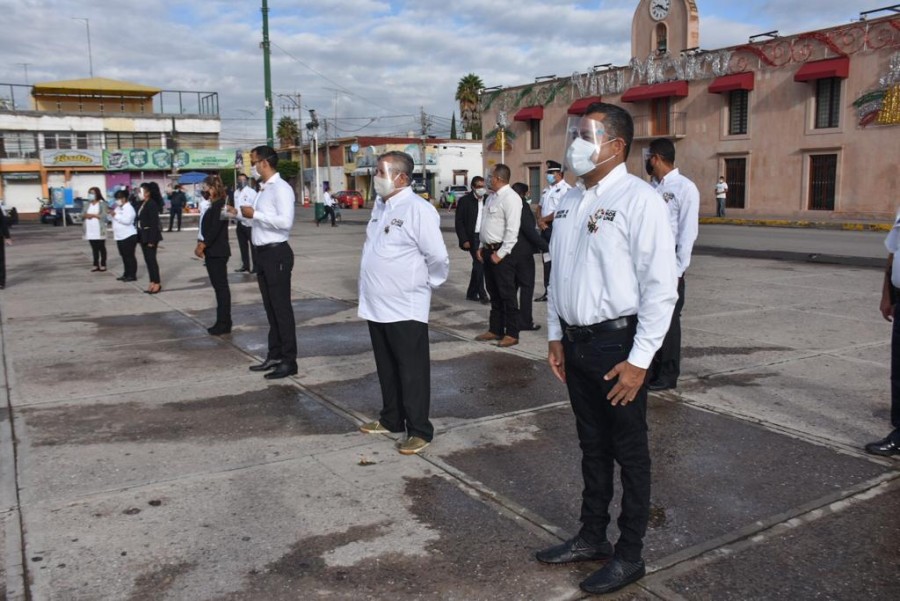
[{"left": 0, "top": 0, "right": 889, "bottom": 147}]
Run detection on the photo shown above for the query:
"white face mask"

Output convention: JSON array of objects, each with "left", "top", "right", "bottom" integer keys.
[
  {"left": 474, "top": 187, "right": 486, "bottom": 198},
  {"left": 250, "top": 166, "right": 260, "bottom": 180},
  {"left": 117, "top": 199, "right": 125, "bottom": 206},
  {"left": 373, "top": 176, "right": 395, "bottom": 198},
  {"left": 566, "top": 137, "right": 619, "bottom": 176}
]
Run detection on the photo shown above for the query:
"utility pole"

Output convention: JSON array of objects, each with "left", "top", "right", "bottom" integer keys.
[
  {"left": 278, "top": 92, "right": 305, "bottom": 203},
  {"left": 324, "top": 119, "right": 331, "bottom": 191},
  {"left": 307, "top": 110, "right": 321, "bottom": 205},
  {"left": 71, "top": 18, "right": 94, "bottom": 78},
  {"left": 261, "top": 0, "right": 274, "bottom": 147},
  {"left": 419, "top": 106, "right": 431, "bottom": 195}
]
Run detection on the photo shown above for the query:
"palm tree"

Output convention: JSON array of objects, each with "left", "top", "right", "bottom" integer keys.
[
  {"left": 276, "top": 116, "right": 300, "bottom": 149},
  {"left": 456, "top": 73, "right": 484, "bottom": 139}
]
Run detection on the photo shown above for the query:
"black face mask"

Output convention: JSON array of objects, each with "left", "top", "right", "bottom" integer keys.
[{"left": 645, "top": 158, "right": 654, "bottom": 176}]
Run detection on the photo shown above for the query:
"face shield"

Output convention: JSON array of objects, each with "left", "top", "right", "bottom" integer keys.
[
  {"left": 374, "top": 160, "right": 406, "bottom": 198},
  {"left": 565, "top": 116, "right": 610, "bottom": 176}
]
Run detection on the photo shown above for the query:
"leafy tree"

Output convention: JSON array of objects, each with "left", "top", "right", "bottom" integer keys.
[
  {"left": 276, "top": 160, "right": 299, "bottom": 182},
  {"left": 450, "top": 112, "right": 457, "bottom": 139},
  {"left": 276, "top": 116, "right": 300, "bottom": 149},
  {"left": 455, "top": 73, "right": 484, "bottom": 139}
]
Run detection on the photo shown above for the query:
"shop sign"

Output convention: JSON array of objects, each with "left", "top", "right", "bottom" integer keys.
[
  {"left": 40, "top": 149, "right": 104, "bottom": 167},
  {"left": 174, "top": 149, "right": 238, "bottom": 170},
  {"left": 103, "top": 149, "right": 238, "bottom": 171},
  {"left": 2, "top": 172, "right": 41, "bottom": 182}
]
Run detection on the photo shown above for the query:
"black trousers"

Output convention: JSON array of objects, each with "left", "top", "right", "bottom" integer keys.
[
  {"left": 256, "top": 242, "right": 296, "bottom": 366},
  {"left": 542, "top": 259, "right": 551, "bottom": 292},
  {"left": 236, "top": 224, "right": 256, "bottom": 271},
  {"left": 513, "top": 252, "right": 536, "bottom": 328},
  {"left": 168, "top": 209, "right": 182, "bottom": 231},
  {"left": 317, "top": 205, "right": 336, "bottom": 226},
  {"left": 890, "top": 303, "right": 900, "bottom": 439},
  {"left": 116, "top": 235, "right": 138, "bottom": 278},
  {"left": 653, "top": 276, "right": 685, "bottom": 383},
  {"left": 205, "top": 256, "right": 232, "bottom": 326},
  {"left": 140, "top": 242, "right": 160, "bottom": 284},
  {"left": 367, "top": 320, "right": 434, "bottom": 441},
  {"left": 89, "top": 239, "right": 107, "bottom": 267},
  {"left": 563, "top": 322, "right": 650, "bottom": 563},
  {"left": 0, "top": 239, "right": 6, "bottom": 287},
  {"left": 465, "top": 248, "right": 487, "bottom": 300},
  {"left": 483, "top": 255, "right": 519, "bottom": 338}
]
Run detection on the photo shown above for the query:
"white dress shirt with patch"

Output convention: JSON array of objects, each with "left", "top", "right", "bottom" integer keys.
[
  {"left": 547, "top": 163, "right": 678, "bottom": 369},
  {"left": 358, "top": 186, "right": 450, "bottom": 324},
  {"left": 249, "top": 172, "right": 295, "bottom": 246},
  {"left": 655, "top": 168, "right": 699, "bottom": 277},
  {"left": 478, "top": 184, "right": 522, "bottom": 259},
  {"left": 540, "top": 179, "right": 572, "bottom": 218}
]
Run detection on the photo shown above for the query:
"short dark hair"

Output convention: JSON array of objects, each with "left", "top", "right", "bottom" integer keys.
[
  {"left": 648, "top": 138, "right": 676, "bottom": 165},
  {"left": 378, "top": 151, "right": 414, "bottom": 181},
  {"left": 251, "top": 145, "right": 279, "bottom": 169},
  {"left": 584, "top": 102, "right": 634, "bottom": 160},
  {"left": 471, "top": 176, "right": 484, "bottom": 188},
  {"left": 511, "top": 182, "right": 529, "bottom": 199},
  {"left": 114, "top": 189, "right": 128, "bottom": 200},
  {"left": 492, "top": 163, "right": 511, "bottom": 183}
]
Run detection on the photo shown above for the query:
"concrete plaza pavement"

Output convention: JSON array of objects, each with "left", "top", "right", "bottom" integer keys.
[{"left": 1, "top": 209, "right": 898, "bottom": 600}]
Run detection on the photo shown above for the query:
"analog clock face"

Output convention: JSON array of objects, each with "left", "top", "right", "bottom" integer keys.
[{"left": 650, "top": 0, "right": 671, "bottom": 21}]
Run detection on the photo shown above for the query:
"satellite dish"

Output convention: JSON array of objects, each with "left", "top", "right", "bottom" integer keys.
[{"left": 350, "top": 143, "right": 359, "bottom": 153}]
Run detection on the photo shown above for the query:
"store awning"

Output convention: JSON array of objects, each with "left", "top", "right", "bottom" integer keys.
[
  {"left": 708, "top": 72, "right": 755, "bottom": 94},
  {"left": 793, "top": 57, "right": 850, "bottom": 82},
  {"left": 513, "top": 106, "right": 544, "bottom": 121},
  {"left": 567, "top": 96, "right": 603, "bottom": 115},
  {"left": 621, "top": 80, "right": 689, "bottom": 102}
]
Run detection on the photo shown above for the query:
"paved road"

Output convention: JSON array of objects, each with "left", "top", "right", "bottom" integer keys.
[{"left": 1, "top": 210, "right": 897, "bottom": 600}]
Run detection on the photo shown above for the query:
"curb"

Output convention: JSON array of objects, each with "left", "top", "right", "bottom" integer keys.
[{"left": 700, "top": 217, "right": 890, "bottom": 232}]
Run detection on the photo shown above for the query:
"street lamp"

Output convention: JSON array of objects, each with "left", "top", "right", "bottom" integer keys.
[
  {"left": 307, "top": 109, "right": 321, "bottom": 205},
  {"left": 71, "top": 17, "right": 94, "bottom": 77},
  {"left": 497, "top": 111, "right": 509, "bottom": 165}
]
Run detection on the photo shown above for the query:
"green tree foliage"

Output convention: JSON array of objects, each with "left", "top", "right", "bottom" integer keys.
[
  {"left": 450, "top": 112, "right": 457, "bottom": 139},
  {"left": 455, "top": 73, "right": 484, "bottom": 139},
  {"left": 276, "top": 116, "right": 300, "bottom": 149}
]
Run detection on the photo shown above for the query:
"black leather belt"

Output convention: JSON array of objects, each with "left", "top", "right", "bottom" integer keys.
[
  {"left": 257, "top": 241, "right": 288, "bottom": 250},
  {"left": 561, "top": 315, "right": 637, "bottom": 342},
  {"left": 483, "top": 242, "right": 502, "bottom": 251}
]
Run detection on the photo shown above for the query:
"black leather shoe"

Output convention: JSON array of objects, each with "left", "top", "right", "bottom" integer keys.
[
  {"left": 122, "top": 276, "right": 137, "bottom": 282},
  {"left": 479, "top": 297, "right": 490, "bottom": 305},
  {"left": 207, "top": 324, "right": 232, "bottom": 336},
  {"left": 249, "top": 358, "right": 281, "bottom": 372},
  {"left": 648, "top": 378, "right": 676, "bottom": 391},
  {"left": 864, "top": 435, "right": 900, "bottom": 457},
  {"left": 534, "top": 293, "right": 547, "bottom": 302},
  {"left": 264, "top": 363, "right": 298, "bottom": 380},
  {"left": 521, "top": 324, "right": 542, "bottom": 331},
  {"left": 234, "top": 267, "right": 248, "bottom": 273},
  {"left": 580, "top": 557, "right": 646, "bottom": 595},
  {"left": 535, "top": 536, "right": 613, "bottom": 565}
]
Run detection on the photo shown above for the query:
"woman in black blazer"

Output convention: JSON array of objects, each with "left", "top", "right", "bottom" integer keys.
[
  {"left": 137, "top": 182, "right": 164, "bottom": 294},
  {"left": 195, "top": 174, "right": 232, "bottom": 335}
]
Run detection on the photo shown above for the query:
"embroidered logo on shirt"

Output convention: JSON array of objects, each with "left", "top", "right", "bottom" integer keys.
[
  {"left": 586, "top": 208, "right": 617, "bottom": 234},
  {"left": 383, "top": 218, "right": 404, "bottom": 234},
  {"left": 555, "top": 209, "right": 569, "bottom": 220},
  {"left": 662, "top": 192, "right": 675, "bottom": 203}
]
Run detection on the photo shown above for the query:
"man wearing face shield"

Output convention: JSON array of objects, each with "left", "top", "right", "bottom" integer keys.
[
  {"left": 475, "top": 164, "right": 523, "bottom": 348},
  {"left": 454, "top": 176, "right": 489, "bottom": 304},
  {"left": 534, "top": 160, "right": 570, "bottom": 302},
  {"left": 536, "top": 103, "right": 677, "bottom": 596},
  {"left": 357, "top": 151, "right": 449, "bottom": 456}
]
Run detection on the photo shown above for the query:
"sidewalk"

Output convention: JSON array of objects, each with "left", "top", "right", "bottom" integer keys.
[{"left": 1, "top": 216, "right": 898, "bottom": 600}]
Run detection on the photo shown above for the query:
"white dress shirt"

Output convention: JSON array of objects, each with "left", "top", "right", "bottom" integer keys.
[
  {"left": 358, "top": 186, "right": 449, "bottom": 324},
  {"left": 234, "top": 185, "right": 257, "bottom": 226},
  {"left": 655, "top": 168, "right": 699, "bottom": 276},
  {"left": 197, "top": 199, "right": 211, "bottom": 241},
  {"left": 540, "top": 179, "right": 571, "bottom": 218},
  {"left": 323, "top": 191, "right": 334, "bottom": 207},
  {"left": 474, "top": 197, "right": 484, "bottom": 234},
  {"left": 250, "top": 172, "right": 295, "bottom": 246},
  {"left": 111, "top": 202, "right": 137, "bottom": 240},
  {"left": 83, "top": 202, "right": 102, "bottom": 240},
  {"left": 547, "top": 163, "right": 678, "bottom": 369},
  {"left": 886, "top": 211, "right": 900, "bottom": 287},
  {"left": 478, "top": 184, "right": 521, "bottom": 259}
]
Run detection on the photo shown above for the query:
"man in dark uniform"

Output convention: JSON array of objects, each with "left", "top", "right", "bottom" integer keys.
[
  {"left": 454, "top": 177, "right": 489, "bottom": 304},
  {"left": 167, "top": 184, "right": 186, "bottom": 232},
  {"left": 511, "top": 182, "right": 548, "bottom": 332}
]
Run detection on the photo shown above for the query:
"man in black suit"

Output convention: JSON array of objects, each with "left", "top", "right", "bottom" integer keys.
[
  {"left": 167, "top": 185, "right": 186, "bottom": 232},
  {"left": 454, "top": 177, "right": 489, "bottom": 304},
  {"left": 511, "top": 183, "right": 548, "bottom": 332}
]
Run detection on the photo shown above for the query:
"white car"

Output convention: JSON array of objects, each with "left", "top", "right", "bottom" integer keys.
[{"left": 439, "top": 185, "right": 469, "bottom": 208}]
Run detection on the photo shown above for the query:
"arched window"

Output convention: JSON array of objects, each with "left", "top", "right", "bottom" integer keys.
[{"left": 655, "top": 23, "right": 668, "bottom": 54}]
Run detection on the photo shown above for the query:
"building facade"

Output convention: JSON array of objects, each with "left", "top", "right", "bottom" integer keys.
[
  {"left": 480, "top": 1, "right": 900, "bottom": 220},
  {"left": 0, "top": 77, "right": 226, "bottom": 215}
]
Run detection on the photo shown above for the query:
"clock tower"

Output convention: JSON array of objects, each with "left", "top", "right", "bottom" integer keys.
[{"left": 631, "top": 0, "right": 699, "bottom": 59}]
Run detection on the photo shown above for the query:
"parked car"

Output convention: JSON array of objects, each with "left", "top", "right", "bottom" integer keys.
[
  {"left": 412, "top": 181, "right": 430, "bottom": 201},
  {"left": 39, "top": 197, "right": 83, "bottom": 226},
  {"left": 332, "top": 190, "right": 364, "bottom": 209},
  {"left": 439, "top": 185, "right": 469, "bottom": 209}
]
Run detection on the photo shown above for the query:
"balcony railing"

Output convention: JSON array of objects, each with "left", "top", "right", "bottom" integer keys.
[
  {"left": 0, "top": 83, "right": 218, "bottom": 117},
  {"left": 632, "top": 111, "right": 687, "bottom": 139}
]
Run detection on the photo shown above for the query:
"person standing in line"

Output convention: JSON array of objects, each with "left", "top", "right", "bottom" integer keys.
[
  {"left": 110, "top": 190, "right": 138, "bottom": 282},
  {"left": 715, "top": 176, "right": 728, "bottom": 218},
  {"left": 317, "top": 184, "right": 337, "bottom": 227},
  {"left": 137, "top": 182, "right": 164, "bottom": 294},
  {"left": 535, "top": 160, "right": 571, "bottom": 302},
  {"left": 83, "top": 187, "right": 108, "bottom": 272},
  {"left": 453, "top": 176, "right": 489, "bottom": 304},
  {"left": 195, "top": 174, "right": 232, "bottom": 336},
  {"left": 234, "top": 173, "right": 258, "bottom": 274},
  {"left": 475, "top": 164, "right": 522, "bottom": 348},
  {"left": 645, "top": 137, "right": 699, "bottom": 391},
  {"left": 167, "top": 184, "right": 186, "bottom": 232},
  {"left": 511, "top": 182, "right": 548, "bottom": 333},
  {"left": 536, "top": 103, "right": 677, "bottom": 596},
  {"left": 0, "top": 206, "right": 11, "bottom": 289},
  {"left": 229, "top": 145, "right": 298, "bottom": 380},
  {"left": 865, "top": 212, "right": 900, "bottom": 457},
  {"left": 357, "top": 151, "right": 449, "bottom": 455}
]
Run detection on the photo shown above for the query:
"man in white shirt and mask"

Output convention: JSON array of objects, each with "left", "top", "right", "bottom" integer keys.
[
  {"left": 535, "top": 160, "right": 570, "bottom": 302},
  {"left": 454, "top": 176, "right": 489, "bottom": 304},
  {"left": 357, "top": 151, "right": 449, "bottom": 455},
  {"left": 535, "top": 102, "right": 677, "bottom": 596},
  {"left": 233, "top": 173, "right": 257, "bottom": 274}
]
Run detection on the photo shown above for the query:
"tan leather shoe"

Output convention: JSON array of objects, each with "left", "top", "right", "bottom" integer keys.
[
  {"left": 474, "top": 331, "right": 500, "bottom": 341},
  {"left": 497, "top": 336, "right": 519, "bottom": 348}
]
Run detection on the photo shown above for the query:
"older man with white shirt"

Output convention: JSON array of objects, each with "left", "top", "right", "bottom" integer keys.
[{"left": 357, "top": 151, "right": 449, "bottom": 456}]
